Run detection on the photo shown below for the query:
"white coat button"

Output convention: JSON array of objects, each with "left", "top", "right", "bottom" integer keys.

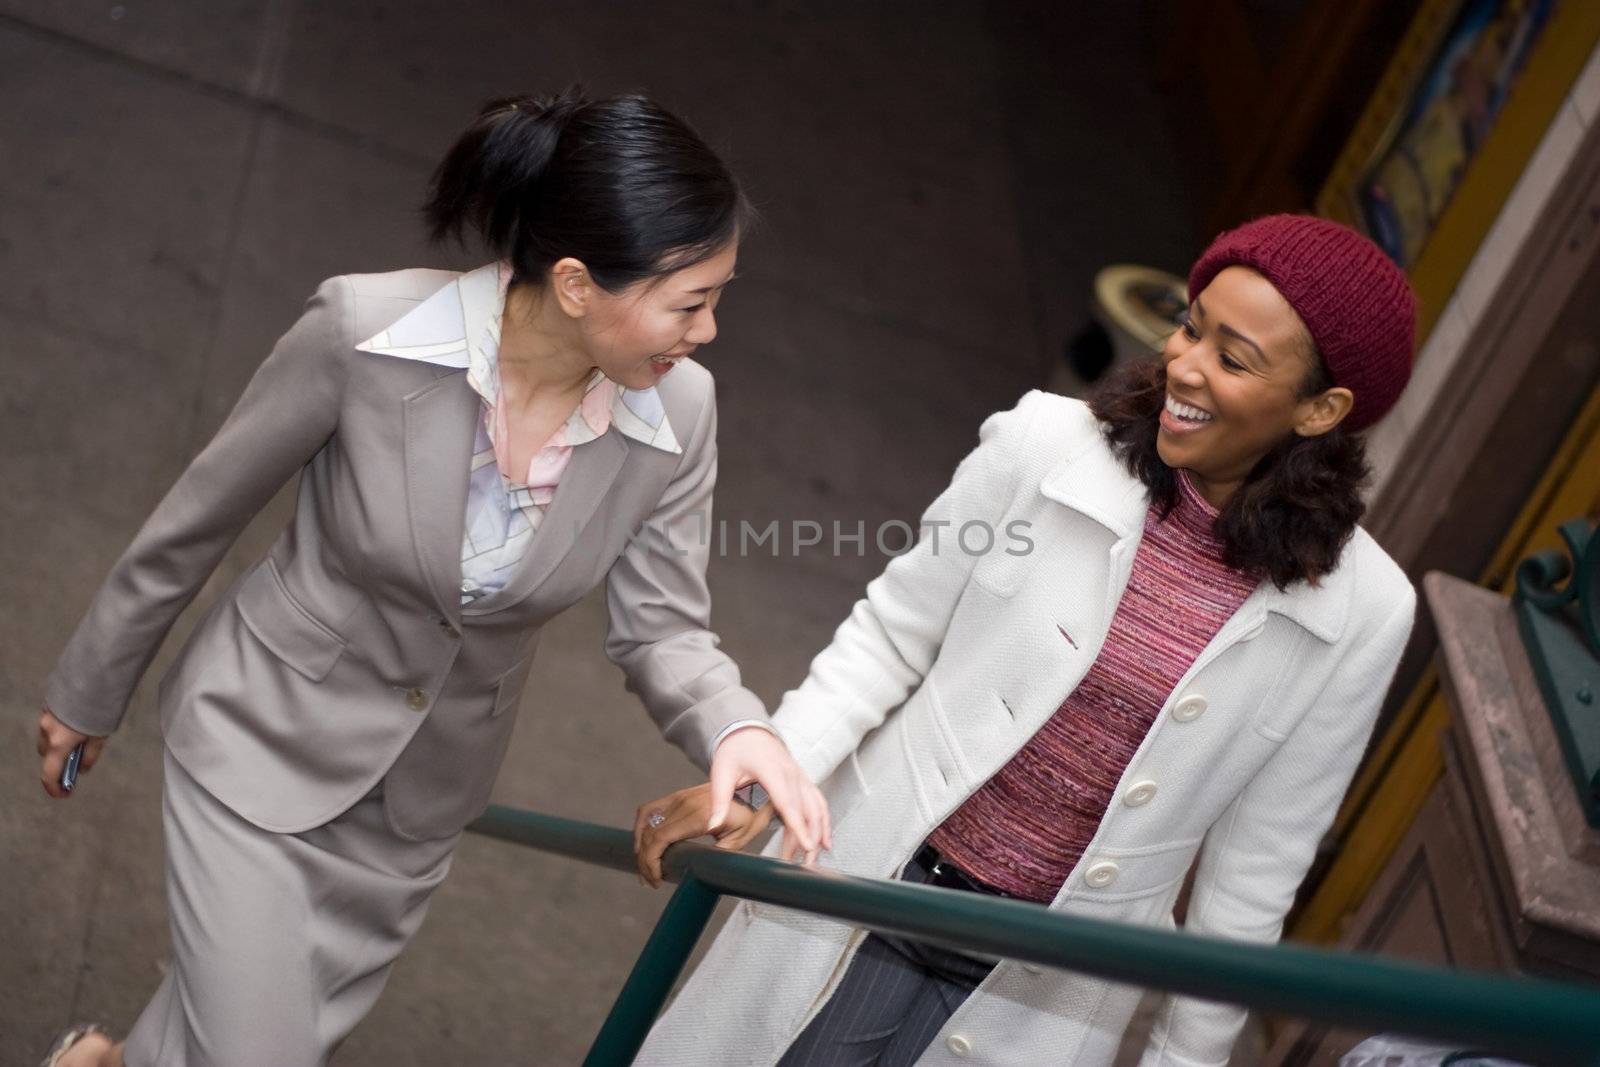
[
  {"left": 404, "top": 687, "right": 428, "bottom": 712},
  {"left": 1084, "top": 861, "right": 1120, "bottom": 888},
  {"left": 946, "top": 1034, "right": 972, "bottom": 1057},
  {"left": 1124, "top": 781, "right": 1157, "bottom": 807},
  {"left": 1240, "top": 620, "right": 1265, "bottom": 641},
  {"left": 1172, "top": 694, "right": 1207, "bottom": 722}
]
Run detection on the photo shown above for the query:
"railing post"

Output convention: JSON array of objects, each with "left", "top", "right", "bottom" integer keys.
[{"left": 582, "top": 873, "right": 721, "bottom": 1067}]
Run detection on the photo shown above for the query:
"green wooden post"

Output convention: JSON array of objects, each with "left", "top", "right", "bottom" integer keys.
[{"left": 581, "top": 875, "right": 720, "bottom": 1067}]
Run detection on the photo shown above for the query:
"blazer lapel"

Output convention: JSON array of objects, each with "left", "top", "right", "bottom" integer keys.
[
  {"left": 468, "top": 427, "right": 630, "bottom": 613},
  {"left": 402, "top": 369, "right": 479, "bottom": 624}
]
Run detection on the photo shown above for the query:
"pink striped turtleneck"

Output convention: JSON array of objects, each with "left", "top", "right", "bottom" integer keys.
[{"left": 926, "top": 467, "right": 1258, "bottom": 903}]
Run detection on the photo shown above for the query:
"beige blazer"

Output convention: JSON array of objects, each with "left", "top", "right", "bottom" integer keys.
[
  {"left": 641, "top": 392, "right": 1416, "bottom": 1067},
  {"left": 45, "top": 269, "right": 765, "bottom": 840}
]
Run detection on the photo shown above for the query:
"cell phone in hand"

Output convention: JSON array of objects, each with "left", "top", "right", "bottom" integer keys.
[{"left": 60, "top": 741, "right": 86, "bottom": 793}]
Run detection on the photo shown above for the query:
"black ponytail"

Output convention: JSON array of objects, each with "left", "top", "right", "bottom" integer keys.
[{"left": 424, "top": 87, "right": 751, "bottom": 292}]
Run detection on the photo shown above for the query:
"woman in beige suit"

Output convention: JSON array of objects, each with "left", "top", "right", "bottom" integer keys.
[{"left": 35, "top": 88, "right": 828, "bottom": 1067}]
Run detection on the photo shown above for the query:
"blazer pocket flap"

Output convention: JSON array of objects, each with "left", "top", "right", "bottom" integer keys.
[
  {"left": 235, "top": 559, "right": 347, "bottom": 682},
  {"left": 491, "top": 655, "right": 536, "bottom": 717}
]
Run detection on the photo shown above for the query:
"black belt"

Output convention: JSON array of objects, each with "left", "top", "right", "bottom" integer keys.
[{"left": 913, "top": 844, "right": 1014, "bottom": 898}]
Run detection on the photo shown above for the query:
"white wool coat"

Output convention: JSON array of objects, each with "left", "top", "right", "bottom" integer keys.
[{"left": 639, "top": 390, "right": 1416, "bottom": 1067}]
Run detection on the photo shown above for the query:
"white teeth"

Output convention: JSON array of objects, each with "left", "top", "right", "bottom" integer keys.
[{"left": 1165, "top": 395, "right": 1212, "bottom": 423}]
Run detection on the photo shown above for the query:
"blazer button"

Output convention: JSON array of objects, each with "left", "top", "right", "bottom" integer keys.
[
  {"left": 405, "top": 687, "right": 429, "bottom": 712},
  {"left": 1084, "top": 860, "right": 1120, "bottom": 888},
  {"left": 1172, "top": 694, "right": 1207, "bottom": 722},
  {"left": 945, "top": 1034, "right": 972, "bottom": 1057},
  {"left": 1124, "top": 780, "right": 1157, "bottom": 807}
]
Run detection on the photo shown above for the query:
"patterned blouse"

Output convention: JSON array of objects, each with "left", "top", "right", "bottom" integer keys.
[{"left": 355, "top": 262, "right": 682, "bottom": 604}]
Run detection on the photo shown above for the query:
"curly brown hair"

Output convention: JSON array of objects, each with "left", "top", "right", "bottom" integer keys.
[{"left": 1086, "top": 356, "right": 1371, "bottom": 590}]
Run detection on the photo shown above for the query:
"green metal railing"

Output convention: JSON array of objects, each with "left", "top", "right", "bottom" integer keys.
[{"left": 466, "top": 805, "right": 1600, "bottom": 1067}]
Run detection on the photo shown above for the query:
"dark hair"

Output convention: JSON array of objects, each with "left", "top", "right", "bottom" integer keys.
[
  {"left": 424, "top": 87, "right": 752, "bottom": 291},
  {"left": 1087, "top": 352, "right": 1370, "bottom": 591}
]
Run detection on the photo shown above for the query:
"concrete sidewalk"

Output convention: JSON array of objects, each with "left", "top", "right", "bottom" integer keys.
[{"left": 0, "top": 3, "right": 1197, "bottom": 1062}]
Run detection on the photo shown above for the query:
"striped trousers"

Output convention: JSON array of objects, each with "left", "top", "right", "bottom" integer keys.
[{"left": 776, "top": 852, "right": 997, "bottom": 1067}]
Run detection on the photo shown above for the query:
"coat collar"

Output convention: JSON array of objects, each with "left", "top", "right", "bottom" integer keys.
[
  {"left": 354, "top": 261, "right": 682, "bottom": 455},
  {"left": 1037, "top": 431, "right": 1351, "bottom": 644}
]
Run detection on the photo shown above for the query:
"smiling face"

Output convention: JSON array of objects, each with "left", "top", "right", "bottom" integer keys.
[
  {"left": 572, "top": 242, "right": 739, "bottom": 390},
  {"left": 1157, "top": 265, "right": 1353, "bottom": 508}
]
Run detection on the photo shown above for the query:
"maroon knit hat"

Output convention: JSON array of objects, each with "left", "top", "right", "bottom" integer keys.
[{"left": 1187, "top": 214, "right": 1416, "bottom": 432}]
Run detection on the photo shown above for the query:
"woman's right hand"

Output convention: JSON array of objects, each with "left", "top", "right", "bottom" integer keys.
[{"left": 37, "top": 705, "right": 105, "bottom": 799}]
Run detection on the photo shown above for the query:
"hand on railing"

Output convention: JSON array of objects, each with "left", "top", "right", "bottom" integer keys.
[{"left": 634, "top": 781, "right": 776, "bottom": 886}]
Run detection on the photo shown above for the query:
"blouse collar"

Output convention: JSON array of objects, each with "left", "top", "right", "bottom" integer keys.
[{"left": 354, "top": 261, "right": 682, "bottom": 455}]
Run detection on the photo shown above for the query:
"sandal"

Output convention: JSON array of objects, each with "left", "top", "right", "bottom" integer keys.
[{"left": 38, "top": 1022, "right": 107, "bottom": 1067}]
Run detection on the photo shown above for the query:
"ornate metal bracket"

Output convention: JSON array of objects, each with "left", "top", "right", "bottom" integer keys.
[{"left": 1513, "top": 516, "right": 1600, "bottom": 827}]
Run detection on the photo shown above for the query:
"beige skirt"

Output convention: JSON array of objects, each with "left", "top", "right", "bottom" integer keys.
[{"left": 122, "top": 748, "right": 460, "bottom": 1067}]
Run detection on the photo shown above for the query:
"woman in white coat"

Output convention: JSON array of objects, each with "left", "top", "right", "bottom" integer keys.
[{"left": 634, "top": 213, "right": 1420, "bottom": 1067}]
